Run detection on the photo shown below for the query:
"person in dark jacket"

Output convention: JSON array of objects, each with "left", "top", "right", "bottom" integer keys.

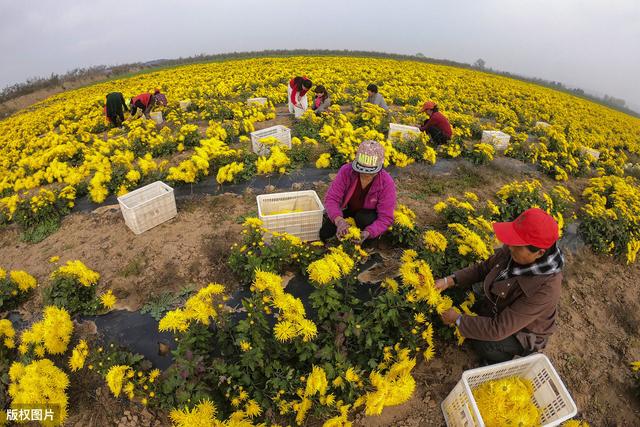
[
  {"left": 130, "top": 92, "right": 155, "bottom": 118},
  {"left": 311, "top": 85, "right": 331, "bottom": 115},
  {"left": 419, "top": 101, "right": 452, "bottom": 145},
  {"left": 436, "top": 208, "right": 564, "bottom": 364},
  {"left": 104, "top": 92, "right": 128, "bottom": 127}
]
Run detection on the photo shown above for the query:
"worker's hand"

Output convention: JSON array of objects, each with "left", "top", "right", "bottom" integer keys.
[
  {"left": 441, "top": 308, "right": 461, "bottom": 326},
  {"left": 335, "top": 217, "right": 349, "bottom": 239},
  {"left": 434, "top": 276, "right": 454, "bottom": 292},
  {"left": 358, "top": 230, "right": 370, "bottom": 244},
  {"left": 355, "top": 230, "right": 371, "bottom": 245}
]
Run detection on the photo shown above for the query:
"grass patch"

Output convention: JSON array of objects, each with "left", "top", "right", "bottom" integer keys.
[
  {"left": 406, "top": 163, "right": 488, "bottom": 200},
  {"left": 413, "top": 178, "right": 447, "bottom": 197},
  {"left": 451, "top": 163, "right": 489, "bottom": 189},
  {"left": 119, "top": 255, "right": 146, "bottom": 277},
  {"left": 20, "top": 218, "right": 60, "bottom": 243}
]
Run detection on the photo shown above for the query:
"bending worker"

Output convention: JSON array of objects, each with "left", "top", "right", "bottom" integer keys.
[
  {"left": 288, "top": 76, "right": 313, "bottom": 118},
  {"left": 419, "top": 101, "right": 452, "bottom": 145},
  {"left": 320, "top": 140, "right": 397, "bottom": 243},
  {"left": 437, "top": 208, "right": 564, "bottom": 364},
  {"left": 130, "top": 92, "right": 156, "bottom": 119},
  {"left": 104, "top": 92, "right": 127, "bottom": 127}
]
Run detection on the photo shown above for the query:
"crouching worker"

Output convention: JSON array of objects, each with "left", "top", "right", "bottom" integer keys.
[
  {"left": 437, "top": 208, "right": 564, "bottom": 364},
  {"left": 419, "top": 101, "right": 452, "bottom": 145},
  {"left": 365, "top": 84, "right": 389, "bottom": 111},
  {"left": 311, "top": 85, "right": 331, "bottom": 115},
  {"left": 320, "top": 140, "right": 396, "bottom": 244}
]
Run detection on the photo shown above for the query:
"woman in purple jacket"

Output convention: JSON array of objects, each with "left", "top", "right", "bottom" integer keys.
[{"left": 320, "top": 140, "right": 397, "bottom": 243}]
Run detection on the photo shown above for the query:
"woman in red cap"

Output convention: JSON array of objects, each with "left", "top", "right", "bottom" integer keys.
[
  {"left": 419, "top": 101, "right": 452, "bottom": 145},
  {"left": 436, "top": 208, "right": 564, "bottom": 364},
  {"left": 320, "top": 140, "right": 397, "bottom": 243}
]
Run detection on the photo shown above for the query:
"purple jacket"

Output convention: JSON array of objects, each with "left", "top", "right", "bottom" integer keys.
[{"left": 324, "top": 164, "right": 397, "bottom": 238}]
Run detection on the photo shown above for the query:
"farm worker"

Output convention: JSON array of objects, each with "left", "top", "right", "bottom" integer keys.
[
  {"left": 130, "top": 92, "right": 156, "bottom": 119},
  {"left": 153, "top": 88, "right": 168, "bottom": 107},
  {"left": 320, "top": 140, "right": 397, "bottom": 243},
  {"left": 365, "top": 84, "right": 389, "bottom": 111},
  {"left": 104, "top": 92, "right": 127, "bottom": 127},
  {"left": 288, "top": 76, "right": 312, "bottom": 118},
  {"left": 436, "top": 208, "right": 564, "bottom": 365},
  {"left": 419, "top": 101, "right": 452, "bottom": 145},
  {"left": 311, "top": 85, "right": 331, "bottom": 115}
]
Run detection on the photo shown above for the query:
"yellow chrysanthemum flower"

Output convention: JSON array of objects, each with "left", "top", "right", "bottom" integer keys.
[
  {"left": 100, "top": 290, "right": 117, "bottom": 309},
  {"left": 51, "top": 260, "right": 100, "bottom": 287},
  {"left": 9, "top": 270, "right": 38, "bottom": 292}
]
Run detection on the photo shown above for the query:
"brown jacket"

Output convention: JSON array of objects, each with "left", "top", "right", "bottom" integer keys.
[{"left": 454, "top": 246, "right": 562, "bottom": 351}]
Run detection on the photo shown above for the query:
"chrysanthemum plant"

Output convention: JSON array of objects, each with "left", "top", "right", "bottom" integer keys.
[
  {"left": 578, "top": 175, "right": 640, "bottom": 263},
  {"left": 0, "top": 269, "right": 37, "bottom": 312},
  {"left": 228, "top": 218, "right": 324, "bottom": 282},
  {"left": 44, "top": 260, "right": 105, "bottom": 316}
]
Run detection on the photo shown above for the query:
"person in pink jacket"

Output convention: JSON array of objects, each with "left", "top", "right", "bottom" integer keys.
[{"left": 320, "top": 140, "right": 397, "bottom": 243}]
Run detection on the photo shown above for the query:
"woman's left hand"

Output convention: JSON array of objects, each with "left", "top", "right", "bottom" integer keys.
[
  {"left": 441, "top": 308, "right": 461, "bottom": 326},
  {"left": 358, "top": 230, "right": 370, "bottom": 244}
]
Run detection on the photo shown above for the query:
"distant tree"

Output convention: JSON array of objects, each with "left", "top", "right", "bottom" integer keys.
[
  {"left": 416, "top": 53, "right": 425, "bottom": 58},
  {"left": 473, "top": 58, "right": 486, "bottom": 70},
  {"left": 603, "top": 94, "right": 626, "bottom": 108}
]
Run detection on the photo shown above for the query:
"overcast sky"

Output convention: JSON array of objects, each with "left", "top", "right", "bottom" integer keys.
[{"left": 1, "top": 0, "right": 639, "bottom": 110}]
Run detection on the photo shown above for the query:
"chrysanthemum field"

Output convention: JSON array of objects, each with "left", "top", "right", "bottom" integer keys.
[{"left": 1, "top": 56, "right": 640, "bottom": 426}]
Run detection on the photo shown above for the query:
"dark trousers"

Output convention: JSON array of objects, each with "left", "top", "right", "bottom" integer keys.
[
  {"left": 319, "top": 208, "right": 377, "bottom": 242},
  {"left": 427, "top": 127, "right": 450, "bottom": 145},
  {"left": 468, "top": 336, "right": 530, "bottom": 364}
]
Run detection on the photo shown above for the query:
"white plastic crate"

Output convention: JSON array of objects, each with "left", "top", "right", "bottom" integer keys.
[
  {"left": 117, "top": 181, "right": 177, "bottom": 235},
  {"left": 388, "top": 123, "right": 421, "bottom": 140},
  {"left": 150, "top": 111, "right": 163, "bottom": 124},
  {"left": 535, "top": 121, "right": 551, "bottom": 128},
  {"left": 247, "top": 97, "right": 268, "bottom": 106},
  {"left": 179, "top": 100, "right": 192, "bottom": 111},
  {"left": 257, "top": 190, "right": 324, "bottom": 242},
  {"left": 442, "top": 353, "right": 577, "bottom": 427},
  {"left": 580, "top": 146, "right": 601, "bottom": 161},
  {"left": 481, "top": 130, "right": 511, "bottom": 151},
  {"left": 250, "top": 125, "right": 292, "bottom": 156}
]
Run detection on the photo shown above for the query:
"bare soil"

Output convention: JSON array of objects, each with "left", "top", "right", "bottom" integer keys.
[
  {"left": 0, "top": 194, "right": 251, "bottom": 321},
  {"left": 1, "top": 160, "right": 639, "bottom": 426}
]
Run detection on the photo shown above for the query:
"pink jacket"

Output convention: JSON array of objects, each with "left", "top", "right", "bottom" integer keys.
[{"left": 324, "top": 164, "right": 397, "bottom": 238}]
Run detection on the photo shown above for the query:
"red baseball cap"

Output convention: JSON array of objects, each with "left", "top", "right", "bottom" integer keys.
[
  {"left": 492, "top": 208, "right": 559, "bottom": 249},
  {"left": 420, "top": 101, "right": 437, "bottom": 112}
]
